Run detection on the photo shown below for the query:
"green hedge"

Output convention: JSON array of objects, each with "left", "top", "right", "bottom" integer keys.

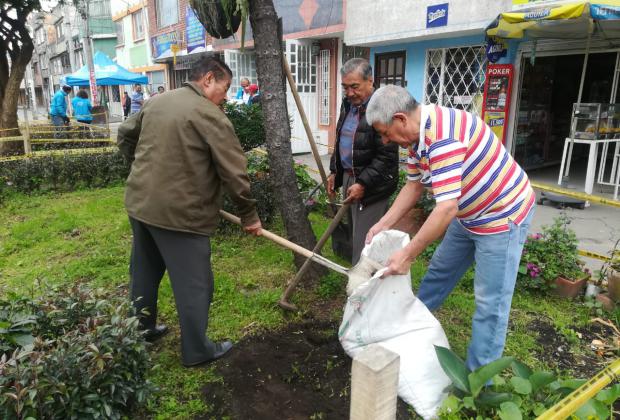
[
  {"left": 223, "top": 102, "right": 265, "bottom": 151},
  {"left": 0, "top": 284, "right": 155, "bottom": 419}
]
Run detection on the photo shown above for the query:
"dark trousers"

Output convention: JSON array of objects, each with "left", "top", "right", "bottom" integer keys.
[
  {"left": 51, "top": 115, "right": 67, "bottom": 139},
  {"left": 129, "top": 217, "right": 218, "bottom": 365},
  {"left": 342, "top": 172, "right": 390, "bottom": 264}
]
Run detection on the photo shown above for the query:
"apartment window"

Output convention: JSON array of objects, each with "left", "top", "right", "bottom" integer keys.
[
  {"left": 319, "top": 49, "right": 330, "bottom": 125},
  {"left": 289, "top": 42, "right": 316, "bottom": 93},
  {"left": 55, "top": 20, "right": 64, "bottom": 40},
  {"left": 156, "top": 0, "right": 178, "bottom": 28},
  {"left": 115, "top": 21, "right": 124, "bottom": 45},
  {"left": 375, "top": 51, "right": 406, "bottom": 88},
  {"left": 133, "top": 9, "right": 144, "bottom": 40},
  {"left": 35, "top": 28, "right": 45, "bottom": 44},
  {"left": 424, "top": 46, "right": 488, "bottom": 116}
]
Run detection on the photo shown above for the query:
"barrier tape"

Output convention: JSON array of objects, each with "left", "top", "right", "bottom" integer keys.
[
  {"left": 577, "top": 249, "right": 618, "bottom": 262},
  {"left": 0, "top": 147, "right": 117, "bottom": 163},
  {"left": 531, "top": 181, "right": 620, "bottom": 208},
  {"left": 536, "top": 359, "right": 620, "bottom": 420}
]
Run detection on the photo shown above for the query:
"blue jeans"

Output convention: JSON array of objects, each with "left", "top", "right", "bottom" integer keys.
[
  {"left": 51, "top": 115, "right": 66, "bottom": 139},
  {"left": 417, "top": 208, "right": 534, "bottom": 371}
]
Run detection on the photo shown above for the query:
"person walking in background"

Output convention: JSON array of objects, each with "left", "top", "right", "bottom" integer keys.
[
  {"left": 123, "top": 91, "right": 131, "bottom": 120},
  {"left": 130, "top": 84, "right": 144, "bottom": 115},
  {"left": 71, "top": 90, "right": 93, "bottom": 139},
  {"left": 50, "top": 85, "right": 72, "bottom": 139},
  {"left": 247, "top": 84, "right": 260, "bottom": 106},
  {"left": 117, "top": 56, "right": 262, "bottom": 368},
  {"left": 327, "top": 58, "right": 399, "bottom": 264},
  {"left": 235, "top": 77, "right": 251, "bottom": 104}
]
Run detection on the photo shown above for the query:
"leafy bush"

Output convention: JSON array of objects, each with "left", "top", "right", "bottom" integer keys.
[
  {"left": 223, "top": 102, "right": 265, "bottom": 151},
  {"left": 0, "top": 284, "right": 155, "bottom": 419},
  {"left": 435, "top": 346, "right": 620, "bottom": 419},
  {"left": 222, "top": 151, "right": 317, "bottom": 227},
  {"left": 0, "top": 151, "right": 130, "bottom": 201},
  {"left": 517, "top": 214, "right": 585, "bottom": 293},
  {"left": 392, "top": 169, "right": 435, "bottom": 216}
]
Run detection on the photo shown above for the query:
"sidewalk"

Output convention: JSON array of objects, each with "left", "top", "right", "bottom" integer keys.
[{"left": 294, "top": 152, "right": 620, "bottom": 273}]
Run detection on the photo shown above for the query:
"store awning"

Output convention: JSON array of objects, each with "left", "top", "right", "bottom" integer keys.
[
  {"left": 65, "top": 51, "right": 148, "bottom": 86},
  {"left": 486, "top": 1, "right": 620, "bottom": 41}
]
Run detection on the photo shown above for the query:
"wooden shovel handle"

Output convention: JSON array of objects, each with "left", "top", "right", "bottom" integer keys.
[{"left": 219, "top": 210, "right": 314, "bottom": 259}]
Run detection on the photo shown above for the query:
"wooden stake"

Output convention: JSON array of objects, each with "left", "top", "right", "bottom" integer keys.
[{"left": 350, "top": 344, "right": 400, "bottom": 420}]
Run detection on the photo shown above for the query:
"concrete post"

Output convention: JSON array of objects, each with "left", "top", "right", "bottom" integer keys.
[{"left": 350, "top": 344, "right": 400, "bottom": 420}]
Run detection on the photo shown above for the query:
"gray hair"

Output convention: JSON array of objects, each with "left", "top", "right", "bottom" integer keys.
[
  {"left": 366, "top": 85, "right": 419, "bottom": 126},
  {"left": 340, "top": 58, "right": 372, "bottom": 80}
]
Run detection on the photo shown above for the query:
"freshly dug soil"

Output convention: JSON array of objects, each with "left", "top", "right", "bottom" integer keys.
[{"left": 200, "top": 320, "right": 412, "bottom": 420}]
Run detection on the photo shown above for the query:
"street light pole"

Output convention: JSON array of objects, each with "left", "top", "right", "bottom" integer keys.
[{"left": 79, "top": 0, "right": 98, "bottom": 106}]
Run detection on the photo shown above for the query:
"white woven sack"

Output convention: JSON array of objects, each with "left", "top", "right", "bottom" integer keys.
[{"left": 339, "top": 230, "right": 451, "bottom": 420}]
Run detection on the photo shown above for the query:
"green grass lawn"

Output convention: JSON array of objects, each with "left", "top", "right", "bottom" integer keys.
[{"left": 0, "top": 186, "right": 613, "bottom": 419}]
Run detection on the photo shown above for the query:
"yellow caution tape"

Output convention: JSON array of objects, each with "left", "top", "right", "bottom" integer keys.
[
  {"left": 531, "top": 181, "right": 620, "bottom": 208},
  {"left": 577, "top": 249, "right": 616, "bottom": 262},
  {"left": 536, "top": 359, "right": 620, "bottom": 420}
]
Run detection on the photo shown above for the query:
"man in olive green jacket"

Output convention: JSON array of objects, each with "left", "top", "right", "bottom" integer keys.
[{"left": 117, "top": 56, "right": 261, "bottom": 367}]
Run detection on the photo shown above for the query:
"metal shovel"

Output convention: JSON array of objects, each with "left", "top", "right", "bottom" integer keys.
[{"left": 219, "top": 210, "right": 383, "bottom": 304}]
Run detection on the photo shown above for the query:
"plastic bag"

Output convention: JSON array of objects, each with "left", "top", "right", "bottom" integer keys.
[{"left": 339, "top": 230, "right": 451, "bottom": 420}]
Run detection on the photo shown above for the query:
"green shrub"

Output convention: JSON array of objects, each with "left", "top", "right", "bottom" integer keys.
[
  {"left": 0, "top": 151, "right": 130, "bottom": 201},
  {"left": 0, "top": 284, "right": 155, "bottom": 419},
  {"left": 223, "top": 102, "right": 265, "bottom": 151},
  {"left": 435, "top": 346, "right": 620, "bottom": 419},
  {"left": 222, "top": 151, "right": 316, "bottom": 227},
  {"left": 392, "top": 169, "right": 435, "bottom": 215}
]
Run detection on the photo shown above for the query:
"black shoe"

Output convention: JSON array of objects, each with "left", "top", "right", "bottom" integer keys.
[
  {"left": 183, "top": 340, "right": 233, "bottom": 368},
  {"left": 142, "top": 324, "right": 169, "bottom": 342}
]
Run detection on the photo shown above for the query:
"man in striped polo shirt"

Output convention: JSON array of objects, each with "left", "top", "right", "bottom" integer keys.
[{"left": 365, "top": 85, "right": 535, "bottom": 370}]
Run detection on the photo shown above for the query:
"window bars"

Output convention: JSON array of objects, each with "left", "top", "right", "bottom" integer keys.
[{"left": 424, "top": 45, "right": 487, "bottom": 116}]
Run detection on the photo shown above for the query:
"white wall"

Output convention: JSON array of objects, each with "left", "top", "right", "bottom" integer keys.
[{"left": 345, "top": 0, "right": 512, "bottom": 46}]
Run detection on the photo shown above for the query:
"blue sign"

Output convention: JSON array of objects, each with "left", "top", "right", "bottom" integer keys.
[
  {"left": 486, "top": 37, "right": 508, "bottom": 63},
  {"left": 151, "top": 31, "right": 178, "bottom": 59},
  {"left": 186, "top": 6, "right": 206, "bottom": 54},
  {"left": 590, "top": 4, "right": 620, "bottom": 20},
  {"left": 426, "top": 3, "right": 448, "bottom": 28}
]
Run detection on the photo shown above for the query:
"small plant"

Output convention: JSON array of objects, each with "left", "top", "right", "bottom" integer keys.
[
  {"left": 517, "top": 213, "right": 585, "bottom": 293},
  {"left": 222, "top": 102, "right": 265, "bottom": 151},
  {"left": 435, "top": 346, "right": 620, "bottom": 419}
]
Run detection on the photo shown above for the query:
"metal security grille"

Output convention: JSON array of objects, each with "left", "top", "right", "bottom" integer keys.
[
  {"left": 289, "top": 42, "right": 316, "bottom": 93},
  {"left": 424, "top": 46, "right": 487, "bottom": 115},
  {"left": 224, "top": 50, "right": 257, "bottom": 98},
  {"left": 319, "top": 49, "right": 330, "bottom": 125}
]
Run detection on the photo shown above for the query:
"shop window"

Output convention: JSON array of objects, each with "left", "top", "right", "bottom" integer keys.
[
  {"left": 375, "top": 51, "right": 406, "bottom": 88},
  {"left": 319, "top": 49, "right": 330, "bottom": 125},
  {"left": 133, "top": 9, "right": 144, "bottom": 40},
  {"left": 148, "top": 70, "right": 166, "bottom": 93},
  {"left": 224, "top": 50, "right": 257, "bottom": 98},
  {"left": 424, "top": 46, "right": 487, "bottom": 116},
  {"left": 156, "top": 0, "right": 178, "bottom": 28}
]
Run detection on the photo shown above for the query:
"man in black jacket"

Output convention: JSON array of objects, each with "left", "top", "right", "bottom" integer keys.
[{"left": 328, "top": 58, "right": 399, "bottom": 264}]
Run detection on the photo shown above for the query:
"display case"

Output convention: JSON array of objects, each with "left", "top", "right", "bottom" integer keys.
[{"left": 572, "top": 103, "right": 620, "bottom": 140}]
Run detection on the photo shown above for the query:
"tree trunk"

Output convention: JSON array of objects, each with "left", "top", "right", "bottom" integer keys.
[
  {"left": 0, "top": 6, "right": 34, "bottom": 156},
  {"left": 249, "top": 0, "right": 325, "bottom": 283}
]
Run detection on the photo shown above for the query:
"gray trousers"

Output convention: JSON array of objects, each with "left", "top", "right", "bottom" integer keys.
[
  {"left": 343, "top": 173, "right": 390, "bottom": 264},
  {"left": 129, "top": 217, "right": 217, "bottom": 365}
]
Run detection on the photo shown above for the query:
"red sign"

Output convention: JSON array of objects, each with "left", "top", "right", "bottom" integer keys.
[
  {"left": 89, "top": 69, "right": 98, "bottom": 106},
  {"left": 482, "top": 64, "right": 513, "bottom": 145}
]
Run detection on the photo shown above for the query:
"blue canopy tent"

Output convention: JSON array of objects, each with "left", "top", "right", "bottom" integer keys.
[{"left": 64, "top": 51, "right": 147, "bottom": 86}]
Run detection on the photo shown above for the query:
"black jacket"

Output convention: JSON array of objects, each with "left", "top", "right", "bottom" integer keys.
[{"left": 329, "top": 95, "right": 399, "bottom": 206}]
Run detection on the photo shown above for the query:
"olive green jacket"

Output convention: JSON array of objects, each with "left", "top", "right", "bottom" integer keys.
[{"left": 117, "top": 81, "right": 259, "bottom": 235}]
